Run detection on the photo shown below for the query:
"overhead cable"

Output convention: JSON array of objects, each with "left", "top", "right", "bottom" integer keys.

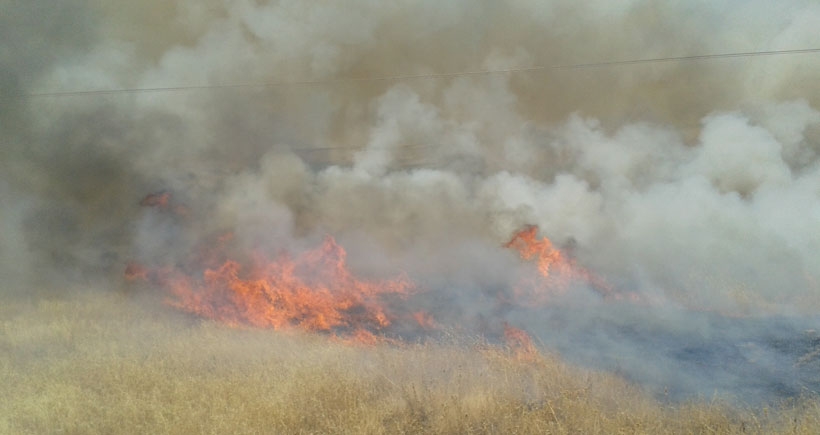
[{"left": 9, "top": 47, "right": 820, "bottom": 99}]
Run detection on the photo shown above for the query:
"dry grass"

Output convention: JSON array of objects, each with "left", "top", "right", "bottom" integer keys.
[{"left": 1, "top": 289, "right": 818, "bottom": 434}]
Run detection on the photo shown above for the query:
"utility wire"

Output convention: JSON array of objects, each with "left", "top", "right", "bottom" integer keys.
[{"left": 9, "top": 47, "right": 820, "bottom": 99}]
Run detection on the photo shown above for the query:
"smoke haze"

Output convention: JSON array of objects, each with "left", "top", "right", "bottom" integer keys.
[{"left": 3, "top": 0, "right": 820, "bottom": 402}]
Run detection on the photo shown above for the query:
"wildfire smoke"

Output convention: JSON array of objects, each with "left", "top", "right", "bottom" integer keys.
[{"left": 3, "top": 0, "right": 820, "bottom": 411}]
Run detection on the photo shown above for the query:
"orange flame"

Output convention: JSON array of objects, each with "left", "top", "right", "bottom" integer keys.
[
  {"left": 158, "top": 236, "right": 413, "bottom": 338},
  {"left": 504, "top": 226, "right": 613, "bottom": 302},
  {"left": 503, "top": 322, "right": 539, "bottom": 361},
  {"left": 412, "top": 311, "right": 437, "bottom": 330},
  {"left": 129, "top": 195, "right": 635, "bottom": 348},
  {"left": 504, "top": 226, "right": 575, "bottom": 281}
]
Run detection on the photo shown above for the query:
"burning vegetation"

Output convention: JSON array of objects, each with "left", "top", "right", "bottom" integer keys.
[
  {"left": 165, "top": 236, "right": 414, "bottom": 334},
  {"left": 125, "top": 195, "right": 820, "bottom": 404},
  {"left": 128, "top": 193, "right": 615, "bottom": 350}
]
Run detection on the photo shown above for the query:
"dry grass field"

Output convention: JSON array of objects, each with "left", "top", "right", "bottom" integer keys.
[{"left": 2, "top": 288, "right": 819, "bottom": 435}]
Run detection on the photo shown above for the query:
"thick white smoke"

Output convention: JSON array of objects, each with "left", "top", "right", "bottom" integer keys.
[{"left": 3, "top": 0, "right": 820, "bottom": 400}]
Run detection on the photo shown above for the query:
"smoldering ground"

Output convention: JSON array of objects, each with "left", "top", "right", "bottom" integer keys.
[{"left": 2, "top": 0, "right": 820, "bottom": 404}]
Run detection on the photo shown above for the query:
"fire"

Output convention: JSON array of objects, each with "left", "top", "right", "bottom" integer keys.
[
  {"left": 412, "top": 311, "right": 437, "bottom": 330},
  {"left": 130, "top": 192, "right": 622, "bottom": 349},
  {"left": 139, "top": 236, "right": 414, "bottom": 339},
  {"left": 504, "top": 225, "right": 613, "bottom": 302},
  {"left": 504, "top": 226, "right": 575, "bottom": 282},
  {"left": 130, "top": 192, "right": 414, "bottom": 342},
  {"left": 503, "top": 322, "right": 539, "bottom": 361}
]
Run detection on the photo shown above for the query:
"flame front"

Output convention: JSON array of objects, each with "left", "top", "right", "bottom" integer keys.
[
  {"left": 504, "top": 226, "right": 575, "bottom": 281},
  {"left": 130, "top": 194, "right": 621, "bottom": 346},
  {"left": 162, "top": 237, "right": 413, "bottom": 336},
  {"left": 504, "top": 225, "right": 613, "bottom": 302}
]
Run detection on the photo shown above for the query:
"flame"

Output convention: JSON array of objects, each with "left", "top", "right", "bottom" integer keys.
[
  {"left": 126, "top": 223, "right": 614, "bottom": 346},
  {"left": 503, "top": 322, "right": 539, "bottom": 361},
  {"left": 147, "top": 236, "right": 414, "bottom": 340},
  {"left": 340, "top": 328, "right": 391, "bottom": 347},
  {"left": 412, "top": 311, "right": 437, "bottom": 330},
  {"left": 504, "top": 226, "right": 613, "bottom": 302},
  {"left": 129, "top": 192, "right": 629, "bottom": 349},
  {"left": 504, "top": 225, "right": 575, "bottom": 282}
]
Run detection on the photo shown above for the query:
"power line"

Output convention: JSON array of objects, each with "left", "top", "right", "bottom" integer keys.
[
  {"left": 9, "top": 47, "right": 820, "bottom": 99},
  {"left": 550, "top": 47, "right": 820, "bottom": 69}
]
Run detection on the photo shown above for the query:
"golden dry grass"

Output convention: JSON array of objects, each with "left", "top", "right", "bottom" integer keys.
[{"left": 1, "top": 289, "right": 818, "bottom": 434}]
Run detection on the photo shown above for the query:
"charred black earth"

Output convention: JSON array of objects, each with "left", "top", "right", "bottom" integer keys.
[{"left": 520, "top": 304, "right": 820, "bottom": 404}]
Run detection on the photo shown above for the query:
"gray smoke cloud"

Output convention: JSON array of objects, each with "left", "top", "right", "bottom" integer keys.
[{"left": 3, "top": 0, "right": 820, "bottom": 402}]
